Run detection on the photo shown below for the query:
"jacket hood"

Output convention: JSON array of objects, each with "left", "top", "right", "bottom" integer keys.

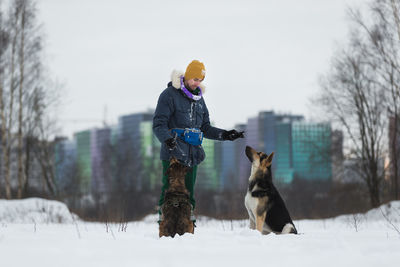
[{"left": 170, "top": 70, "right": 206, "bottom": 94}]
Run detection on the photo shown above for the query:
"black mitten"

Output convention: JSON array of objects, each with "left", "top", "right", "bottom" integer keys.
[{"left": 222, "top": 130, "right": 244, "bottom": 141}]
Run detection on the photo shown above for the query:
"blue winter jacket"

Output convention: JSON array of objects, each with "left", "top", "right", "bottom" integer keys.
[{"left": 153, "top": 71, "right": 225, "bottom": 167}]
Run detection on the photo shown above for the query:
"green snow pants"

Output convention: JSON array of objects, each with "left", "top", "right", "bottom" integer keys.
[{"left": 158, "top": 160, "right": 198, "bottom": 209}]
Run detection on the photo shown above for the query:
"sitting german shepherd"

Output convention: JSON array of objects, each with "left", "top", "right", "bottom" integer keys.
[
  {"left": 244, "top": 146, "right": 297, "bottom": 235},
  {"left": 159, "top": 158, "right": 194, "bottom": 238}
]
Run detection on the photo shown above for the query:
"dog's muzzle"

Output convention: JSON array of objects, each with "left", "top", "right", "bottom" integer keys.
[{"left": 164, "top": 193, "right": 190, "bottom": 208}]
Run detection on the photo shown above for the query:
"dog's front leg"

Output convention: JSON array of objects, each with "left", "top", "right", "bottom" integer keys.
[
  {"left": 247, "top": 210, "right": 256, "bottom": 230},
  {"left": 250, "top": 212, "right": 256, "bottom": 230},
  {"left": 249, "top": 218, "right": 256, "bottom": 230},
  {"left": 187, "top": 221, "right": 194, "bottom": 234},
  {"left": 255, "top": 212, "right": 266, "bottom": 233},
  {"left": 159, "top": 221, "right": 167, "bottom": 237}
]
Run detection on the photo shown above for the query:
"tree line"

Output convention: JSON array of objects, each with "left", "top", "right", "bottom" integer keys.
[
  {"left": 0, "top": 0, "right": 59, "bottom": 199},
  {"left": 317, "top": 0, "right": 400, "bottom": 208}
]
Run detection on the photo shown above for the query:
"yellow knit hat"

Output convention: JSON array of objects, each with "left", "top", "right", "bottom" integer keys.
[{"left": 184, "top": 60, "right": 206, "bottom": 81}]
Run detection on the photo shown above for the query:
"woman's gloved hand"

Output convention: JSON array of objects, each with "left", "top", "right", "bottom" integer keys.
[{"left": 222, "top": 130, "right": 244, "bottom": 141}]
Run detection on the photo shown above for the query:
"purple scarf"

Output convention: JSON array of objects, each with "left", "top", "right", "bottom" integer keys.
[{"left": 180, "top": 76, "right": 203, "bottom": 101}]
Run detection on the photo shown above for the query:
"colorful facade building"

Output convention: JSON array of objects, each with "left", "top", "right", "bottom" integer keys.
[
  {"left": 140, "top": 120, "right": 162, "bottom": 191},
  {"left": 243, "top": 111, "right": 305, "bottom": 185},
  {"left": 238, "top": 117, "right": 259, "bottom": 187},
  {"left": 54, "top": 138, "right": 77, "bottom": 193},
  {"left": 234, "top": 124, "right": 248, "bottom": 190},
  {"left": 91, "top": 128, "right": 112, "bottom": 194},
  {"left": 215, "top": 123, "right": 248, "bottom": 192},
  {"left": 197, "top": 138, "right": 219, "bottom": 190},
  {"left": 116, "top": 112, "right": 153, "bottom": 191},
  {"left": 259, "top": 111, "right": 277, "bottom": 154},
  {"left": 292, "top": 122, "right": 332, "bottom": 181},
  {"left": 274, "top": 121, "right": 294, "bottom": 184},
  {"left": 54, "top": 109, "right": 337, "bottom": 197},
  {"left": 74, "top": 130, "right": 92, "bottom": 194},
  {"left": 216, "top": 140, "right": 235, "bottom": 191}
]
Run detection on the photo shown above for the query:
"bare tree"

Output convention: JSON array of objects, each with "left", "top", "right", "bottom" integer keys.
[
  {"left": 0, "top": 0, "right": 60, "bottom": 199},
  {"left": 31, "top": 80, "right": 61, "bottom": 196},
  {"left": 16, "top": 0, "right": 26, "bottom": 199},
  {"left": 349, "top": 0, "right": 400, "bottom": 200},
  {"left": 315, "top": 0, "right": 400, "bottom": 207},
  {"left": 0, "top": 3, "right": 9, "bottom": 198},
  {"left": 318, "top": 27, "right": 387, "bottom": 207},
  {"left": 0, "top": 0, "right": 21, "bottom": 199},
  {"left": 13, "top": 0, "right": 45, "bottom": 198},
  {"left": 388, "top": 1, "right": 400, "bottom": 198}
]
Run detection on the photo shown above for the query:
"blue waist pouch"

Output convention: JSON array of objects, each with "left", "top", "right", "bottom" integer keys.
[{"left": 171, "top": 128, "right": 203, "bottom": 146}]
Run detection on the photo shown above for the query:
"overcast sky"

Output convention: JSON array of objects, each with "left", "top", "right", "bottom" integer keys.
[{"left": 36, "top": 0, "right": 366, "bottom": 138}]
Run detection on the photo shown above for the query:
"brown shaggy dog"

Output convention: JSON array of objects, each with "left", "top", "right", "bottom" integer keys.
[{"left": 159, "top": 158, "right": 194, "bottom": 238}]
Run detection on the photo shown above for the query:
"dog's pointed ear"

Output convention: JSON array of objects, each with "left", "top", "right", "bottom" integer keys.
[
  {"left": 170, "top": 157, "right": 179, "bottom": 165},
  {"left": 265, "top": 151, "right": 274, "bottom": 167},
  {"left": 245, "top": 146, "right": 257, "bottom": 162}
]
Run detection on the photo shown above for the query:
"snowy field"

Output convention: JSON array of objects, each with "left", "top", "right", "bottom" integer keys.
[{"left": 0, "top": 198, "right": 399, "bottom": 267}]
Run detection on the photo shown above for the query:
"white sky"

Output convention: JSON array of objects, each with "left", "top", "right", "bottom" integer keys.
[{"left": 35, "top": 0, "right": 366, "bottom": 138}]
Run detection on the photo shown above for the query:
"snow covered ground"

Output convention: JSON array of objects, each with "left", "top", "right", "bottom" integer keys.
[{"left": 0, "top": 198, "right": 399, "bottom": 267}]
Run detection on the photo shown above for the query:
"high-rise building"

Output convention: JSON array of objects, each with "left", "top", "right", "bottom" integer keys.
[
  {"left": 274, "top": 122, "right": 294, "bottom": 184},
  {"left": 140, "top": 120, "right": 162, "bottom": 190},
  {"left": 116, "top": 112, "right": 153, "bottom": 191},
  {"left": 54, "top": 138, "right": 77, "bottom": 192},
  {"left": 214, "top": 123, "right": 248, "bottom": 192},
  {"left": 54, "top": 108, "right": 335, "bottom": 198},
  {"left": 244, "top": 111, "right": 304, "bottom": 185},
  {"left": 74, "top": 130, "right": 92, "bottom": 194},
  {"left": 273, "top": 114, "right": 304, "bottom": 183},
  {"left": 292, "top": 122, "right": 332, "bottom": 181},
  {"left": 217, "top": 140, "right": 235, "bottom": 191},
  {"left": 234, "top": 124, "right": 249, "bottom": 190},
  {"left": 245, "top": 117, "right": 260, "bottom": 150},
  {"left": 91, "top": 128, "right": 112, "bottom": 194},
  {"left": 241, "top": 111, "right": 333, "bottom": 184},
  {"left": 259, "top": 111, "right": 303, "bottom": 153},
  {"left": 197, "top": 138, "right": 219, "bottom": 190},
  {"left": 259, "top": 111, "right": 277, "bottom": 154},
  {"left": 236, "top": 117, "right": 259, "bottom": 187}
]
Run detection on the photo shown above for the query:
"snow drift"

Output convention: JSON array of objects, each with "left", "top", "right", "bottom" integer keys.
[
  {"left": 0, "top": 197, "right": 78, "bottom": 224},
  {"left": 0, "top": 198, "right": 399, "bottom": 267}
]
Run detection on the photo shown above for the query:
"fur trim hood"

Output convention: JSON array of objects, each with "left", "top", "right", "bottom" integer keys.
[{"left": 170, "top": 70, "right": 206, "bottom": 94}]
